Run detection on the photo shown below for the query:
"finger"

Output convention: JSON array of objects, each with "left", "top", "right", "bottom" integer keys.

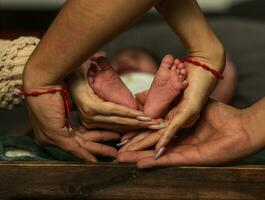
[
  {"left": 75, "top": 136, "right": 118, "bottom": 158},
  {"left": 126, "top": 130, "right": 162, "bottom": 151},
  {"left": 117, "top": 131, "right": 140, "bottom": 147},
  {"left": 137, "top": 145, "right": 203, "bottom": 169},
  {"left": 78, "top": 130, "right": 120, "bottom": 142},
  {"left": 120, "top": 131, "right": 139, "bottom": 142},
  {"left": 96, "top": 101, "right": 145, "bottom": 118},
  {"left": 119, "top": 131, "right": 152, "bottom": 152},
  {"left": 135, "top": 90, "right": 149, "bottom": 105},
  {"left": 91, "top": 115, "right": 159, "bottom": 127},
  {"left": 58, "top": 137, "right": 98, "bottom": 162},
  {"left": 117, "top": 150, "right": 155, "bottom": 163},
  {"left": 156, "top": 109, "right": 195, "bottom": 152},
  {"left": 81, "top": 121, "right": 144, "bottom": 132}
]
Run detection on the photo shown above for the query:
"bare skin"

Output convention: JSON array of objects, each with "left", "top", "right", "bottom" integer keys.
[
  {"left": 86, "top": 57, "right": 138, "bottom": 109},
  {"left": 22, "top": 0, "right": 224, "bottom": 161},
  {"left": 144, "top": 55, "right": 188, "bottom": 118},
  {"left": 117, "top": 98, "right": 265, "bottom": 168},
  {"left": 86, "top": 54, "right": 188, "bottom": 119},
  {"left": 23, "top": 0, "right": 161, "bottom": 161}
]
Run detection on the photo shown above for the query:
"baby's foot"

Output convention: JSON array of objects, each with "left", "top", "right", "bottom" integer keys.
[
  {"left": 87, "top": 57, "right": 138, "bottom": 109},
  {"left": 144, "top": 55, "right": 188, "bottom": 118}
]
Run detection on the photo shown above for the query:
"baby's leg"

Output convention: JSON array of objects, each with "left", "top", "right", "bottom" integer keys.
[
  {"left": 87, "top": 57, "right": 138, "bottom": 109},
  {"left": 144, "top": 55, "right": 188, "bottom": 118}
]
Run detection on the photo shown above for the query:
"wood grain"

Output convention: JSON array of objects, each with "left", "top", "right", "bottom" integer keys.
[{"left": 0, "top": 162, "right": 265, "bottom": 200}]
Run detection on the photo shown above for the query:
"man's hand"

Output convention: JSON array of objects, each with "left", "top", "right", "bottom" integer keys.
[{"left": 117, "top": 100, "right": 265, "bottom": 168}]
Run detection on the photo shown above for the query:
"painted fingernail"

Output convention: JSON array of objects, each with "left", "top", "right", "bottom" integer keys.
[
  {"left": 136, "top": 116, "right": 152, "bottom": 121},
  {"left": 155, "top": 147, "right": 165, "bottom": 160},
  {"left": 116, "top": 139, "right": 129, "bottom": 147},
  {"left": 149, "top": 124, "right": 166, "bottom": 130}
]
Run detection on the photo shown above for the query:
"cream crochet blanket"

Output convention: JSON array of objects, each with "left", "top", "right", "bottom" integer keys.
[{"left": 0, "top": 37, "right": 39, "bottom": 109}]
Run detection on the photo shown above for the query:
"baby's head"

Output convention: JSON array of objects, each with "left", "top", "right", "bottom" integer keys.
[{"left": 111, "top": 47, "right": 160, "bottom": 75}]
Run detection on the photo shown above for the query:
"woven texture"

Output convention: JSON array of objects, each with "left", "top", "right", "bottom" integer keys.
[{"left": 0, "top": 37, "right": 39, "bottom": 109}]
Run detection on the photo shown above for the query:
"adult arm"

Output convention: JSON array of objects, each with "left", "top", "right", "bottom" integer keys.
[
  {"left": 24, "top": 0, "right": 160, "bottom": 87},
  {"left": 154, "top": 0, "right": 225, "bottom": 153},
  {"left": 22, "top": 0, "right": 162, "bottom": 161}
]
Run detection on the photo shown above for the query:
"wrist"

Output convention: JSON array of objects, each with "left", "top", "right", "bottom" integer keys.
[
  {"left": 187, "top": 38, "right": 225, "bottom": 72},
  {"left": 22, "top": 62, "right": 62, "bottom": 91}
]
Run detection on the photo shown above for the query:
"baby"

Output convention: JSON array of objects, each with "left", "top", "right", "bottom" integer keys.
[{"left": 86, "top": 47, "right": 236, "bottom": 119}]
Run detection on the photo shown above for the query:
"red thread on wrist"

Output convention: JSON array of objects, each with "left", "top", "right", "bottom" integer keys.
[
  {"left": 180, "top": 57, "right": 224, "bottom": 80},
  {"left": 20, "top": 82, "right": 73, "bottom": 133}
]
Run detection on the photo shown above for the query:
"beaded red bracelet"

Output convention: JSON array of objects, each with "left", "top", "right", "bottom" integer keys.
[
  {"left": 20, "top": 83, "right": 73, "bottom": 135},
  {"left": 180, "top": 57, "right": 224, "bottom": 80}
]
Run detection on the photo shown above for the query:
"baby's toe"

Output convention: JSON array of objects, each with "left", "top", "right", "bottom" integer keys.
[
  {"left": 180, "top": 80, "right": 188, "bottom": 90},
  {"left": 174, "top": 59, "right": 180, "bottom": 66},
  {"left": 97, "top": 56, "right": 112, "bottom": 70},
  {"left": 177, "top": 63, "right": 185, "bottom": 70},
  {"left": 159, "top": 54, "right": 174, "bottom": 70},
  {"left": 180, "top": 68, "right": 187, "bottom": 80}
]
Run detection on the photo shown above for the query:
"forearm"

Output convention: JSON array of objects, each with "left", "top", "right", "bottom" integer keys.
[
  {"left": 23, "top": 0, "right": 158, "bottom": 89},
  {"left": 156, "top": 0, "right": 225, "bottom": 69},
  {"left": 242, "top": 97, "right": 265, "bottom": 149}
]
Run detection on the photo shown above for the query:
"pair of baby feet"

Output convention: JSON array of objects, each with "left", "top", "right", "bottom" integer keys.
[{"left": 87, "top": 54, "right": 188, "bottom": 119}]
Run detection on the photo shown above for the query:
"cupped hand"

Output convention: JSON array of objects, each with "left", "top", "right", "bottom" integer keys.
[
  {"left": 154, "top": 57, "right": 224, "bottom": 152},
  {"left": 127, "top": 56, "right": 225, "bottom": 155},
  {"left": 24, "top": 85, "right": 120, "bottom": 162},
  {"left": 68, "top": 58, "right": 162, "bottom": 133},
  {"left": 117, "top": 100, "right": 261, "bottom": 168}
]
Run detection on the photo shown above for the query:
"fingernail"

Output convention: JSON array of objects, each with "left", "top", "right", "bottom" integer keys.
[
  {"left": 116, "top": 139, "right": 129, "bottom": 147},
  {"left": 136, "top": 116, "right": 152, "bottom": 121},
  {"left": 149, "top": 124, "right": 166, "bottom": 130},
  {"left": 155, "top": 147, "right": 165, "bottom": 160}
]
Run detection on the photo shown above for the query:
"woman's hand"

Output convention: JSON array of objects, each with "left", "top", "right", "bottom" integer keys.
[
  {"left": 122, "top": 56, "right": 225, "bottom": 155},
  {"left": 155, "top": 57, "right": 225, "bottom": 153},
  {"left": 117, "top": 100, "right": 265, "bottom": 168},
  {"left": 24, "top": 84, "right": 120, "bottom": 161},
  {"left": 68, "top": 61, "right": 162, "bottom": 133}
]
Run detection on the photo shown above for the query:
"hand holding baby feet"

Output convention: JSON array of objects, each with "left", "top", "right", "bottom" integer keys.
[
  {"left": 155, "top": 56, "right": 225, "bottom": 158},
  {"left": 87, "top": 56, "right": 138, "bottom": 109},
  {"left": 144, "top": 55, "right": 188, "bottom": 118},
  {"left": 68, "top": 58, "right": 162, "bottom": 133}
]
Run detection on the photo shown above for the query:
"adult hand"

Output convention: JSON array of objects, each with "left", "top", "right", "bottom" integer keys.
[
  {"left": 127, "top": 56, "right": 225, "bottom": 156},
  {"left": 68, "top": 58, "right": 162, "bottom": 133},
  {"left": 117, "top": 100, "right": 264, "bottom": 168},
  {"left": 24, "top": 84, "right": 119, "bottom": 161}
]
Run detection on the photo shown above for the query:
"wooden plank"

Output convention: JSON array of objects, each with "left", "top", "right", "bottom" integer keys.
[{"left": 0, "top": 162, "right": 265, "bottom": 200}]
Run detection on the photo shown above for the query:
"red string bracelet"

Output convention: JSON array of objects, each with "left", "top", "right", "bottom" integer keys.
[
  {"left": 20, "top": 82, "right": 73, "bottom": 136},
  {"left": 180, "top": 57, "right": 224, "bottom": 80}
]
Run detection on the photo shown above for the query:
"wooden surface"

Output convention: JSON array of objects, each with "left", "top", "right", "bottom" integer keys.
[{"left": 0, "top": 162, "right": 265, "bottom": 200}]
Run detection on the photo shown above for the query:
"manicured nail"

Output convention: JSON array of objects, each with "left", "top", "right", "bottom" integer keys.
[
  {"left": 149, "top": 124, "right": 166, "bottom": 130},
  {"left": 155, "top": 147, "right": 165, "bottom": 160},
  {"left": 136, "top": 116, "right": 152, "bottom": 121},
  {"left": 116, "top": 139, "right": 129, "bottom": 147}
]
